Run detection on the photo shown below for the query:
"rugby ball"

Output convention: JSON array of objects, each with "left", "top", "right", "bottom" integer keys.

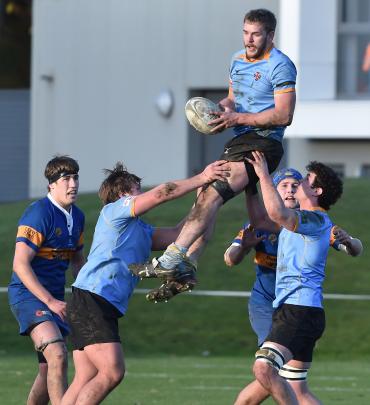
[{"left": 185, "top": 97, "right": 222, "bottom": 135}]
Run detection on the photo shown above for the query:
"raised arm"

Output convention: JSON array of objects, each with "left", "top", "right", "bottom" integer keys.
[
  {"left": 246, "top": 151, "right": 297, "bottom": 230},
  {"left": 133, "top": 160, "right": 230, "bottom": 216}
]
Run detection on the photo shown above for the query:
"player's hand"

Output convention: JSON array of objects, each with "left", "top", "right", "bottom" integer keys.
[
  {"left": 201, "top": 160, "right": 231, "bottom": 183},
  {"left": 240, "top": 225, "right": 265, "bottom": 249},
  {"left": 208, "top": 111, "right": 240, "bottom": 133},
  {"left": 332, "top": 226, "right": 351, "bottom": 245},
  {"left": 246, "top": 151, "right": 269, "bottom": 179},
  {"left": 47, "top": 298, "right": 67, "bottom": 321}
]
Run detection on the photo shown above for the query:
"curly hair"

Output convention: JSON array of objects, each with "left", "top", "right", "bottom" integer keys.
[
  {"left": 98, "top": 162, "right": 141, "bottom": 205},
  {"left": 306, "top": 161, "right": 343, "bottom": 210},
  {"left": 244, "top": 9, "right": 277, "bottom": 33}
]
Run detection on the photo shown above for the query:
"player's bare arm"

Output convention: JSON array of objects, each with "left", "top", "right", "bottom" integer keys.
[
  {"left": 209, "top": 91, "right": 295, "bottom": 132},
  {"left": 332, "top": 225, "right": 363, "bottom": 256},
  {"left": 246, "top": 188, "right": 280, "bottom": 232},
  {"left": 218, "top": 95, "right": 235, "bottom": 112},
  {"left": 133, "top": 160, "right": 230, "bottom": 216},
  {"left": 151, "top": 218, "right": 187, "bottom": 251},
  {"left": 70, "top": 249, "right": 85, "bottom": 279},
  {"left": 247, "top": 151, "right": 297, "bottom": 230},
  {"left": 13, "top": 242, "right": 67, "bottom": 320},
  {"left": 224, "top": 225, "right": 265, "bottom": 266}
]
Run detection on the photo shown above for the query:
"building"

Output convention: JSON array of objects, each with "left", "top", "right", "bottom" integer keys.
[{"left": 1, "top": 0, "right": 370, "bottom": 200}]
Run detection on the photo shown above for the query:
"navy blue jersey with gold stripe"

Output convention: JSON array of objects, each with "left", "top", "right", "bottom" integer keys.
[{"left": 8, "top": 196, "right": 84, "bottom": 304}]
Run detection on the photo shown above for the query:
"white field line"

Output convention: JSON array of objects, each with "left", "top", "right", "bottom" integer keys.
[
  {"left": 1, "top": 287, "right": 370, "bottom": 300},
  {"left": 125, "top": 372, "right": 357, "bottom": 382},
  {"left": 185, "top": 385, "right": 370, "bottom": 392}
]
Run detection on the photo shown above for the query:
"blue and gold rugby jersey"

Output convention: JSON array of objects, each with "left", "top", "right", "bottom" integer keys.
[
  {"left": 228, "top": 46, "right": 297, "bottom": 142},
  {"left": 231, "top": 221, "right": 341, "bottom": 307},
  {"left": 8, "top": 196, "right": 84, "bottom": 304},
  {"left": 232, "top": 223, "right": 279, "bottom": 304}
]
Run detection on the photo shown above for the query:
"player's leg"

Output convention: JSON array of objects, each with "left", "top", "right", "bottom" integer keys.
[
  {"left": 65, "top": 288, "right": 124, "bottom": 404},
  {"left": 30, "top": 321, "right": 68, "bottom": 405},
  {"left": 281, "top": 360, "right": 322, "bottom": 405},
  {"left": 158, "top": 160, "right": 249, "bottom": 269},
  {"left": 234, "top": 380, "right": 269, "bottom": 405},
  {"left": 143, "top": 162, "right": 248, "bottom": 302},
  {"left": 61, "top": 349, "right": 98, "bottom": 405},
  {"left": 72, "top": 343, "right": 125, "bottom": 405},
  {"left": 253, "top": 341, "right": 297, "bottom": 405},
  {"left": 185, "top": 196, "right": 218, "bottom": 262},
  {"left": 233, "top": 298, "right": 274, "bottom": 405},
  {"left": 27, "top": 354, "right": 49, "bottom": 405}
]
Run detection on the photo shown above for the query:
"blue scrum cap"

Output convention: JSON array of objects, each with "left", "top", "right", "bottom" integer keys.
[{"left": 272, "top": 168, "right": 303, "bottom": 187}]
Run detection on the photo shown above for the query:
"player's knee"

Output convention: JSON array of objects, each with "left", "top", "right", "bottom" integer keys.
[
  {"left": 42, "top": 341, "right": 68, "bottom": 368},
  {"left": 210, "top": 179, "right": 236, "bottom": 204},
  {"left": 105, "top": 366, "right": 125, "bottom": 388},
  {"left": 253, "top": 343, "right": 285, "bottom": 385},
  {"left": 279, "top": 364, "right": 308, "bottom": 382}
]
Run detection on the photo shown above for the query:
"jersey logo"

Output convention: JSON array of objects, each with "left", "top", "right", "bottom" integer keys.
[
  {"left": 35, "top": 309, "right": 52, "bottom": 317},
  {"left": 254, "top": 71, "right": 261, "bottom": 81},
  {"left": 55, "top": 227, "right": 62, "bottom": 236},
  {"left": 123, "top": 197, "right": 133, "bottom": 206},
  {"left": 268, "top": 234, "right": 278, "bottom": 244}
]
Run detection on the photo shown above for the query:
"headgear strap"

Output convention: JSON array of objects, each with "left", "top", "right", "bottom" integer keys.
[{"left": 48, "top": 171, "right": 78, "bottom": 184}]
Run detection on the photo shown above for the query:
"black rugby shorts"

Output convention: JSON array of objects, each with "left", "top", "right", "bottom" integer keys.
[
  {"left": 219, "top": 131, "right": 284, "bottom": 190},
  {"left": 67, "top": 287, "right": 122, "bottom": 350},
  {"left": 266, "top": 303, "right": 325, "bottom": 362}
]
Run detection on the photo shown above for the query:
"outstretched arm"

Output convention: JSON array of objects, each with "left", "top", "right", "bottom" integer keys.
[
  {"left": 151, "top": 218, "right": 187, "bottom": 251},
  {"left": 332, "top": 226, "right": 363, "bottom": 257},
  {"left": 133, "top": 160, "right": 230, "bottom": 216},
  {"left": 245, "top": 188, "right": 280, "bottom": 232},
  {"left": 246, "top": 151, "right": 297, "bottom": 230}
]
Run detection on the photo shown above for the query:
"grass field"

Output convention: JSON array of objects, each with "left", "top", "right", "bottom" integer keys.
[
  {"left": 1, "top": 178, "right": 370, "bottom": 403},
  {"left": 2, "top": 354, "right": 370, "bottom": 404}
]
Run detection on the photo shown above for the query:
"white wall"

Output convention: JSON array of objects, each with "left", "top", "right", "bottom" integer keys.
[
  {"left": 280, "top": 0, "right": 338, "bottom": 100},
  {"left": 31, "top": 0, "right": 278, "bottom": 197},
  {"left": 287, "top": 138, "right": 370, "bottom": 178}
]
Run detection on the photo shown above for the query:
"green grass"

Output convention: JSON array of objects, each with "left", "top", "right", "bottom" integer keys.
[
  {"left": 1, "top": 353, "right": 370, "bottom": 404},
  {"left": 1, "top": 179, "right": 370, "bottom": 403}
]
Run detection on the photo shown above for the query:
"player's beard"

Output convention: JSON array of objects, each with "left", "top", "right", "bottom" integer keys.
[{"left": 245, "top": 36, "right": 268, "bottom": 60}]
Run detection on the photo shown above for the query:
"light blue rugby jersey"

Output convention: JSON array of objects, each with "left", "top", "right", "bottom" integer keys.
[
  {"left": 274, "top": 209, "right": 333, "bottom": 309},
  {"left": 73, "top": 196, "right": 153, "bottom": 315},
  {"left": 231, "top": 218, "right": 340, "bottom": 308},
  {"left": 228, "top": 46, "right": 296, "bottom": 142}
]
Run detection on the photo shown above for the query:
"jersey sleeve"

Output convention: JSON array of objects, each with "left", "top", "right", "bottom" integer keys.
[
  {"left": 271, "top": 57, "right": 297, "bottom": 95},
  {"left": 294, "top": 210, "right": 328, "bottom": 237},
  {"left": 16, "top": 202, "right": 48, "bottom": 252},
  {"left": 103, "top": 196, "right": 136, "bottom": 227},
  {"left": 231, "top": 222, "right": 249, "bottom": 246},
  {"left": 329, "top": 225, "right": 341, "bottom": 251}
]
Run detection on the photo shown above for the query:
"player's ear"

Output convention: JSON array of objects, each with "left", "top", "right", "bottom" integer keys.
[
  {"left": 267, "top": 30, "right": 275, "bottom": 41},
  {"left": 314, "top": 187, "right": 323, "bottom": 197}
]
